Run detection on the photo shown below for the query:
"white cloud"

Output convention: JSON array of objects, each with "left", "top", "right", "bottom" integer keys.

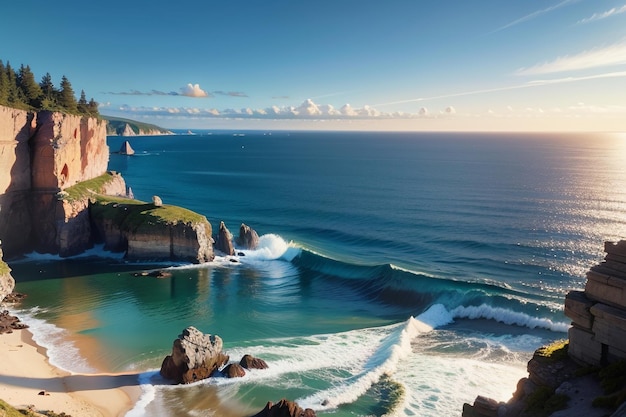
[
  {"left": 340, "top": 104, "right": 358, "bottom": 116},
  {"left": 578, "top": 4, "right": 626, "bottom": 24},
  {"left": 515, "top": 41, "right": 626, "bottom": 75},
  {"left": 418, "top": 107, "right": 429, "bottom": 116},
  {"left": 443, "top": 106, "right": 456, "bottom": 115},
  {"left": 296, "top": 99, "right": 322, "bottom": 116},
  {"left": 180, "top": 83, "right": 209, "bottom": 98}
]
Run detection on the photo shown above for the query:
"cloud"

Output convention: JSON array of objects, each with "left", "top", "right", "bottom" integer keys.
[
  {"left": 106, "top": 83, "right": 211, "bottom": 98},
  {"left": 490, "top": 0, "right": 578, "bottom": 34},
  {"left": 108, "top": 99, "right": 452, "bottom": 121},
  {"left": 578, "top": 4, "right": 626, "bottom": 24},
  {"left": 515, "top": 41, "right": 626, "bottom": 75},
  {"left": 213, "top": 90, "right": 248, "bottom": 97},
  {"left": 180, "top": 83, "right": 209, "bottom": 97}
]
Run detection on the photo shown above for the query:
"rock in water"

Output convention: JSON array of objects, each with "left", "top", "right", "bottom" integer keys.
[
  {"left": 240, "top": 354, "right": 269, "bottom": 369},
  {"left": 238, "top": 223, "right": 260, "bottom": 249},
  {"left": 160, "top": 326, "right": 229, "bottom": 384},
  {"left": 216, "top": 221, "right": 235, "bottom": 255},
  {"left": 249, "top": 399, "right": 316, "bottom": 417},
  {"left": 223, "top": 363, "right": 246, "bottom": 378}
]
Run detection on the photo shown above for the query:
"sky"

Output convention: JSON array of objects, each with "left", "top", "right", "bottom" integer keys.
[{"left": 2, "top": 0, "right": 626, "bottom": 132}]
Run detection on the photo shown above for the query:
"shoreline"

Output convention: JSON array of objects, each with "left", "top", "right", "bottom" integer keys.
[{"left": 0, "top": 327, "right": 141, "bottom": 417}]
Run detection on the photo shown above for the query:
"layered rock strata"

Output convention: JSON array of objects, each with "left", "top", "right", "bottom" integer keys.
[
  {"left": 463, "top": 240, "right": 626, "bottom": 417},
  {"left": 565, "top": 240, "right": 626, "bottom": 366}
]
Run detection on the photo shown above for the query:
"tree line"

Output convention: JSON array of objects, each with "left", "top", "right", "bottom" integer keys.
[{"left": 0, "top": 60, "right": 99, "bottom": 117}]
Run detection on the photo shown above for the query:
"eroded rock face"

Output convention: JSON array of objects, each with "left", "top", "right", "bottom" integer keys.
[
  {"left": 238, "top": 223, "right": 260, "bottom": 250},
  {"left": 216, "top": 221, "right": 235, "bottom": 255},
  {"left": 160, "top": 326, "right": 229, "bottom": 384},
  {"left": 249, "top": 399, "right": 317, "bottom": 417},
  {"left": 0, "top": 248, "right": 15, "bottom": 303}
]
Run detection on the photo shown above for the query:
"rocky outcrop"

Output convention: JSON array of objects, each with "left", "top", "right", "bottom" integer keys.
[
  {"left": 91, "top": 199, "right": 214, "bottom": 263},
  {"left": 0, "top": 247, "right": 15, "bottom": 303},
  {"left": 216, "top": 221, "right": 235, "bottom": 255},
  {"left": 160, "top": 326, "right": 229, "bottom": 384},
  {"left": 249, "top": 399, "right": 317, "bottom": 417},
  {"left": 238, "top": 223, "right": 260, "bottom": 249},
  {"left": 240, "top": 354, "right": 269, "bottom": 370},
  {"left": 463, "top": 240, "right": 626, "bottom": 417},
  {"left": 565, "top": 240, "right": 626, "bottom": 366}
]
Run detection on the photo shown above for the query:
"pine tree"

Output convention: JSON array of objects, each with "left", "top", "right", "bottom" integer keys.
[
  {"left": 87, "top": 97, "right": 99, "bottom": 116},
  {"left": 0, "top": 60, "right": 8, "bottom": 105},
  {"left": 39, "top": 72, "right": 57, "bottom": 110},
  {"left": 58, "top": 75, "right": 77, "bottom": 112},
  {"left": 5, "top": 62, "right": 25, "bottom": 107},
  {"left": 77, "top": 89, "right": 88, "bottom": 114},
  {"left": 18, "top": 64, "right": 43, "bottom": 108}
]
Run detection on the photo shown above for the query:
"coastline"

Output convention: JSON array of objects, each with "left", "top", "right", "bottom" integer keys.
[{"left": 0, "top": 327, "right": 141, "bottom": 417}]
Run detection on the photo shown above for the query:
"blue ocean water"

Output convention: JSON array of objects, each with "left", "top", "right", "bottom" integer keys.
[{"left": 8, "top": 130, "right": 626, "bottom": 416}]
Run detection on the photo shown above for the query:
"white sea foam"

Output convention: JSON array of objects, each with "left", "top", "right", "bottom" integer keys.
[
  {"left": 451, "top": 304, "right": 570, "bottom": 333},
  {"left": 123, "top": 371, "right": 159, "bottom": 417},
  {"left": 12, "top": 243, "right": 125, "bottom": 262},
  {"left": 236, "top": 234, "right": 301, "bottom": 261},
  {"left": 7, "top": 307, "right": 96, "bottom": 374},
  {"left": 296, "top": 304, "right": 452, "bottom": 411}
]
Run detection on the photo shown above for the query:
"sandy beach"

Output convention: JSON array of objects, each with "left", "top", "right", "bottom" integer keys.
[{"left": 0, "top": 328, "right": 141, "bottom": 417}]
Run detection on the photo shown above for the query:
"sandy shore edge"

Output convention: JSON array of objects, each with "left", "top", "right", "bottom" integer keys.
[{"left": 0, "top": 328, "right": 142, "bottom": 417}]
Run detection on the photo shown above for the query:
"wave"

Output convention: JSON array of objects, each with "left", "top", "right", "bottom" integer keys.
[{"left": 296, "top": 305, "right": 452, "bottom": 411}]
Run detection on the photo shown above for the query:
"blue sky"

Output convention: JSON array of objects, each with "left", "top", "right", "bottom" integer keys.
[{"left": 3, "top": 0, "right": 626, "bottom": 131}]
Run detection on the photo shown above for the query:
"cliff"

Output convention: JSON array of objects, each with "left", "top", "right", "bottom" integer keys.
[
  {"left": 0, "top": 105, "right": 113, "bottom": 257},
  {"left": 0, "top": 104, "right": 213, "bottom": 265},
  {"left": 463, "top": 240, "right": 626, "bottom": 417},
  {"left": 90, "top": 196, "right": 214, "bottom": 263}
]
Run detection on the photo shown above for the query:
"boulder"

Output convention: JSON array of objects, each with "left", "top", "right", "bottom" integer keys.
[
  {"left": 249, "top": 399, "right": 316, "bottom": 417},
  {"left": 223, "top": 363, "right": 246, "bottom": 378},
  {"left": 216, "top": 221, "right": 235, "bottom": 256},
  {"left": 240, "top": 354, "right": 269, "bottom": 370},
  {"left": 160, "top": 326, "right": 229, "bottom": 384},
  {"left": 152, "top": 195, "right": 163, "bottom": 207},
  {"left": 238, "top": 223, "right": 260, "bottom": 249}
]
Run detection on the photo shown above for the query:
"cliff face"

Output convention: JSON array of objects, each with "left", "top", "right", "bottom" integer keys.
[
  {"left": 0, "top": 105, "right": 111, "bottom": 257},
  {"left": 91, "top": 199, "right": 214, "bottom": 263},
  {"left": 0, "top": 248, "right": 15, "bottom": 302}
]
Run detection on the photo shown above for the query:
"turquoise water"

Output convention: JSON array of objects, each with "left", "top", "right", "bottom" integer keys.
[{"left": 8, "top": 131, "right": 626, "bottom": 416}]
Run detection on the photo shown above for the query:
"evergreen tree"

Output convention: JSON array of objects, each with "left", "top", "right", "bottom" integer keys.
[
  {"left": 5, "top": 62, "right": 25, "bottom": 107},
  {"left": 0, "top": 60, "right": 8, "bottom": 105},
  {"left": 17, "top": 64, "right": 43, "bottom": 108},
  {"left": 77, "top": 89, "right": 88, "bottom": 114},
  {"left": 58, "top": 75, "right": 77, "bottom": 112},
  {"left": 39, "top": 72, "right": 57, "bottom": 110},
  {"left": 87, "top": 97, "right": 99, "bottom": 116}
]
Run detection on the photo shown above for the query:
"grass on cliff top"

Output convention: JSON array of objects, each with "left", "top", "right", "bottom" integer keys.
[
  {"left": 91, "top": 196, "right": 208, "bottom": 231},
  {"left": 0, "top": 398, "right": 72, "bottom": 417},
  {"left": 61, "top": 172, "right": 118, "bottom": 202},
  {"left": 534, "top": 339, "right": 569, "bottom": 362}
]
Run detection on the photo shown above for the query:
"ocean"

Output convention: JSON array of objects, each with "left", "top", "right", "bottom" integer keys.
[{"left": 8, "top": 130, "right": 626, "bottom": 416}]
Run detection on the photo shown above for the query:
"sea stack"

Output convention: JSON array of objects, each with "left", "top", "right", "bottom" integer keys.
[{"left": 119, "top": 140, "right": 135, "bottom": 155}]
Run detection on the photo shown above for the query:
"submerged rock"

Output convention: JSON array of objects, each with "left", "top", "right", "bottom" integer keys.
[
  {"left": 160, "top": 326, "right": 229, "bottom": 384},
  {"left": 223, "top": 363, "right": 246, "bottom": 378},
  {"left": 249, "top": 399, "right": 317, "bottom": 417}
]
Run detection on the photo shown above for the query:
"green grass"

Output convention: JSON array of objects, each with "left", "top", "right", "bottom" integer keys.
[
  {"left": 90, "top": 196, "right": 209, "bottom": 234},
  {"left": 534, "top": 340, "right": 569, "bottom": 362},
  {"left": 524, "top": 386, "right": 569, "bottom": 417},
  {"left": 61, "top": 172, "right": 119, "bottom": 202}
]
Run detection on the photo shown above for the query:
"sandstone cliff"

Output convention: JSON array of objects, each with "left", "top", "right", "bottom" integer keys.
[
  {"left": 90, "top": 196, "right": 214, "bottom": 263},
  {"left": 0, "top": 105, "right": 111, "bottom": 257},
  {"left": 0, "top": 247, "right": 14, "bottom": 302}
]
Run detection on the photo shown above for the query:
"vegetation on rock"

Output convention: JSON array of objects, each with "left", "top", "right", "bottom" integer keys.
[
  {"left": 0, "top": 60, "right": 98, "bottom": 116},
  {"left": 592, "top": 360, "right": 626, "bottom": 411},
  {"left": 534, "top": 339, "right": 569, "bottom": 362},
  {"left": 60, "top": 172, "right": 120, "bottom": 202}
]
